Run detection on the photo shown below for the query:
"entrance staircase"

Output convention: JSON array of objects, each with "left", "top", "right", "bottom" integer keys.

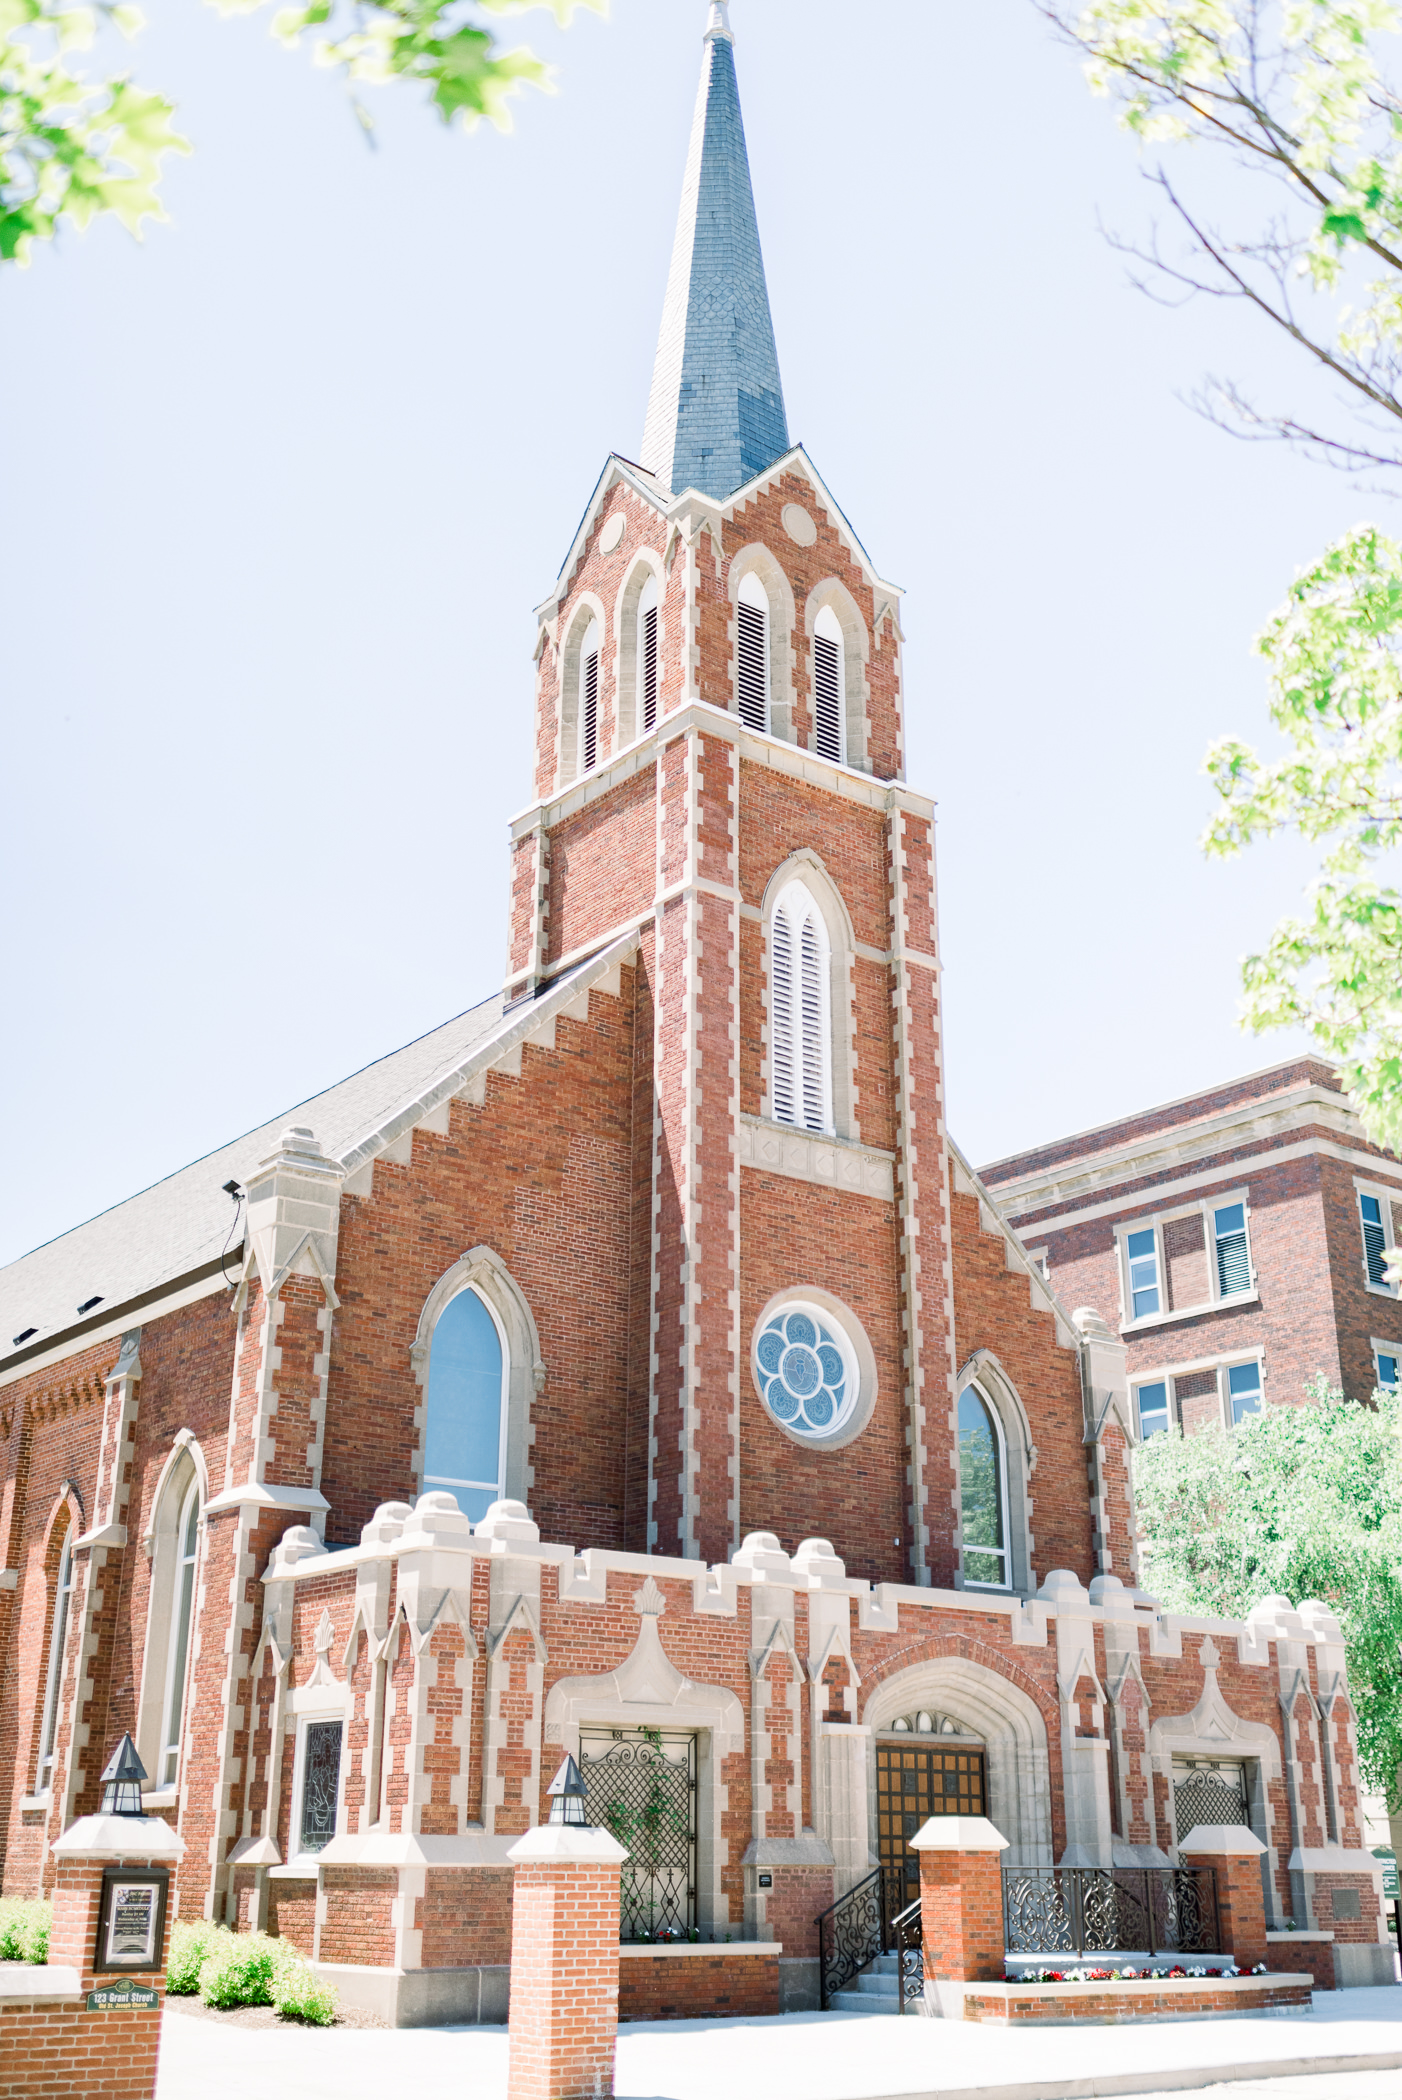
[{"left": 826, "top": 1950, "right": 905, "bottom": 2015}]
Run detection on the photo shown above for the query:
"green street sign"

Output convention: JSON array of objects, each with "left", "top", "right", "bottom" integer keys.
[
  {"left": 1374, "top": 1849, "right": 1399, "bottom": 1901},
  {"left": 86, "top": 1984, "right": 158, "bottom": 2011}
]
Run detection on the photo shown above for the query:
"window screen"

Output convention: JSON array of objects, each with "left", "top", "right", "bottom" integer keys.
[
  {"left": 1361, "top": 1194, "right": 1391, "bottom": 1287},
  {"left": 1213, "top": 1203, "right": 1251, "bottom": 1296}
]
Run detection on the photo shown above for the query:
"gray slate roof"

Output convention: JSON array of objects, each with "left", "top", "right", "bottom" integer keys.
[
  {"left": 641, "top": 5, "right": 789, "bottom": 500},
  {"left": 0, "top": 991, "right": 507, "bottom": 1374}
]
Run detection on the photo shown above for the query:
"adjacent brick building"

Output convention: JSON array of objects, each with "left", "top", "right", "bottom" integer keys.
[
  {"left": 0, "top": 3, "right": 1390, "bottom": 2022},
  {"left": 980, "top": 1058, "right": 1402, "bottom": 1439}
]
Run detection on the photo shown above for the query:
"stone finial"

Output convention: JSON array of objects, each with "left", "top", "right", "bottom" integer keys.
[
  {"left": 266, "top": 1525, "right": 327, "bottom": 1576},
  {"left": 705, "top": 2, "right": 733, "bottom": 39},
  {"left": 633, "top": 1576, "right": 667, "bottom": 1618},
  {"left": 360, "top": 1500, "right": 413, "bottom": 1550},
  {"left": 1200, "top": 1635, "right": 1221, "bottom": 1672},
  {"left": 1071, "top": 1307, "right": 1116, "bottom": 1342}
]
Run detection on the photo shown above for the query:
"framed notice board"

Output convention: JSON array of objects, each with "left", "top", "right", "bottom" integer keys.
[{"left": 93, "top": 1867, "right": 170, "bottom": 1973}]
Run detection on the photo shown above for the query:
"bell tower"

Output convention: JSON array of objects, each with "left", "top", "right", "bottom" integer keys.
[{"left": 505, "top": 4, "right": 953, "bottom": 1587}]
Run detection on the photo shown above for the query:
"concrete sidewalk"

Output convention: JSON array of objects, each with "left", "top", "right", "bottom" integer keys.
[{"left": 155, "top": 1986, "right": 1402, "bottom": 2100}]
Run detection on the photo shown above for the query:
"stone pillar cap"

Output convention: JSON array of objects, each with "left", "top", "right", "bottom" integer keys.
[
  {"left": 507, "top": 1825, "right": 629, "bottom": 1866},
  {"left": 1179, "top": 1823, "right": 1266, "bottom": 1857},
  {"left": 908, "top": 1815, "right": 1009, "bottom": 1853},
  {"left": 52, "top": 1813, "right": 185, "bottom": 1862}
]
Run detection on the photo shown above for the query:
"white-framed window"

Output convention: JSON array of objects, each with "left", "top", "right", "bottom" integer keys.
[
  {"left": 578, "top": 618, "right": 601, "bottom": 775},
  {"left": 956, "top": 1381, "right": 1010, "bottom": 1589},
  {"left": 1212, "top": 1203, "right": 1251, "bottom": 1296},
  {"left": 157, "top": 1479, "right": 200, "bottom": 1788},
  {"left": 768, "top": 878, "right": 833, "bottom": 1134},
  {"left": 812, "top": 604, "right": 844, "bottom": 763},
  {"left": 1126, "top": 1227, "right": 1161, "bottom": 1320},
  {"left": 1373, "top": 1342, "right": 1399, "bottom": 1390},
  {"left": 424, "top": 1285, "right": 509, "bottom": 1523},
  {"left": 37, "top": 1527, "right": 74, "bottom": 1794},
  {"left": 736, "top": 570, "right": 770, "bottom": 733},
  {"left": 1117, "top": 1192, "right": 1255, "bottom": 1329},
  {"left": 1357, "top": 1185, "right": 1400, "bottom": 1296},
  {"left": 1136, "top": 1379, "right": 1171, "bottom": 1441},
  {"left": 637, "top": 575, "right": 659, "bottom": 734},
  {"left": 1226, "top": 1359, "right": 1262, "bottom": 1425}
]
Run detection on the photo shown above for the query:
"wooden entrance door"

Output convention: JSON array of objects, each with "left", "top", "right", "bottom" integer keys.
[{"left": 876, "top": 1741, "right": 987, "bottom": 1908}]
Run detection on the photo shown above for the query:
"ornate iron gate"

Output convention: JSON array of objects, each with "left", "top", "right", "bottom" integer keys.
[
  {"left": 1002, "top": 1866, "right": 1220, "bottom": 1957},
  {"left": 1173, "top": 1759, "right": 1249, "bottom": 1836},
  {"left": 579, "top": 1728, "right": 697, "bottom": 1942}
]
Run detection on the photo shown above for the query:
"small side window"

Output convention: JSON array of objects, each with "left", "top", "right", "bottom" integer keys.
[
  {"left": 957, "top": 1384, "right": 1009, "bottom": 1589},
  {"left": 298, "top": 1719, "right": 343, "bottom": 1855},
  {"left": 1136, "top": 1380, "right": 1171, "bottom": 1440},
  {"left": 1375, "top": 1349, "right": 1398, "bottom": 1390},
  {"left": 1360, "top": 1193, "right": 1392, "bottom": 1289},
  {"left": 1213, "top": 1203, "right": 1251, "bottom": 1297},
  {"left": 1227, "top": 1361, "right": 1262, "bottom": 1425},
  {"left": 1126, "top": 1228, "right": 1161, "bottom": 1320},
  {"left": 37, "top": 1529, "right": 74, "bottom": 1793}
]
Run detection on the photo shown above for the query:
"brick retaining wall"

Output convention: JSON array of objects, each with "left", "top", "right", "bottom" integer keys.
[
  {"left": 0, "top": 1982, "right": 164, "bottom": 2100},
  {"left": 959, "top": 1973, "right": 1314, "bottom": 2024},
  {"left": 618, "top": 1947, "right": 779, "bottom": 2021}
]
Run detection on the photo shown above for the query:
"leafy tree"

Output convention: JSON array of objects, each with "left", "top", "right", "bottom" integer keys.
[
  {"left": 1133, "top": 1381, "right": 1402, "bottom": 1801},
  {"left": 2, "top": 0, "right": 602, "bottom": 268},
  {"left": 1040, "top": 3, "right": 1402, "bottom": 1148}
]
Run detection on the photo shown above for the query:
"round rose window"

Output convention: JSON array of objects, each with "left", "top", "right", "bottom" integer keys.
[{"left": 753, "top": 1304, "right": 858, "bottom": 1442}]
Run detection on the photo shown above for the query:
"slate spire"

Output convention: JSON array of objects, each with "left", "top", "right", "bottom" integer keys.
[{"left": 642, "top": 4, "right": 790, "bottom": 500}]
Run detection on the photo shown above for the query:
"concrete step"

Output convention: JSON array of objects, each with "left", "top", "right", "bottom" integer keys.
[{"left": 828, "top": 1985, "right": 901, "bottom": 2014}]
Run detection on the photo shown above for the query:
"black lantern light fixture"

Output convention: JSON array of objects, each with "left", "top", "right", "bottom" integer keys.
[
  {"left": 546, "top": 1754, "right": 591, "bottom": 1828},
  {"left": 100, "top": 1733, "right": 148, "bottom": 1817}
]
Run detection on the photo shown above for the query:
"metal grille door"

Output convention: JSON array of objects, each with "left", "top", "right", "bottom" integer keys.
[
  {"left": 579, "top": 1728, "right": 697, "bottom": 1942},
  {"left": 877, "top": 1743, "right": 986, "bottom": 1905}
]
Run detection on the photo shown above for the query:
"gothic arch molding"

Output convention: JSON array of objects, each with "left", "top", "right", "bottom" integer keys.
[
  {"left": 863, "top": 1642, "right": 1055, "bottom": 1865},
  {"left": 409, "top": 1246, "right": 543, "bottom": 1511},
  {"left": 758, "top": 848, "right": 858, "bottom": 1141},
  {"left": 613, "top": 550, "right": 666, "bottom": 747}
]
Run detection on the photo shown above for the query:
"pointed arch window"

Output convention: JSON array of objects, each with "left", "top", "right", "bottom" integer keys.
[
  {"left": 813, "top": 605, "right": 844, "bottom": 764},
  {"left": 638, "top": 576, "right": 659, "bottom": 734},
  {"left": 38, "top": 1526, "right": 74, "bottom": 1792},
  {"left": 425, "top": 1287, "right": 508, "bottom": 1522},
  {"left": 158, "top": 1479, "right": 200, "bottom": 1787},
  {"left": 579, "top": 619, "right": 601, "bottom": 774},
  {"left": 957, "top": 1383, "right": 1010, "bottom": 1589},
  {"left": 770, "top": 879, "right": 832, "bottom": 1134},
  {"left": 737, "top": 571, "right": 770, "bottom": 733}
]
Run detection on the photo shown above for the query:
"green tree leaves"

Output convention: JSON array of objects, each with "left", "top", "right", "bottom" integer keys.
[
  {"left": 1, "top": 0, "right": 187, "bottom": 265},
  {"left": 2, "top": 0, "right": 604, "bottom": 266},
  {"left": 1203, "top": 526, "right": 1402, "bottom": 1147},
  {"left": 1134, "top": 1382, "right": 1402, "bottom": 1798}
]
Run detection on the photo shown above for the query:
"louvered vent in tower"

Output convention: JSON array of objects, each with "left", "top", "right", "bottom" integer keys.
[
  {"left": 813, "top": 608, "right": 843, "bottom": 763},
  {"left": 582, "top": 645, "right": 599, "bottom": 773},
  {"left": 769, "top": 879, "right": 832, "bottom": 1135},
  {"left": 642, "top": 603, "right": 659, "bottom": 731},
  {"left": 737, "top": 573, "right": 769, "bottom": 732}
]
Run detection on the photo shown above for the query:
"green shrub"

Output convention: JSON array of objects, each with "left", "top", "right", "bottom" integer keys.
[
  {"left": 0, "top": 1899, "right": 51, "bottom": 1964},
  {"left": 197, "top": 1933, "right": 279, "bottom": 2009},
  {"left": 271, "top": 1959, "right": 338, "bottom": 2026},
  {"left": 167, "top": 1919, "right": 233, "bottom": 1995}
]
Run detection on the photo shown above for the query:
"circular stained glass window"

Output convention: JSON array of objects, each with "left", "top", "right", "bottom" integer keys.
[{"left": 753, "top": 1304, "right": 858, "bottom": 1443}]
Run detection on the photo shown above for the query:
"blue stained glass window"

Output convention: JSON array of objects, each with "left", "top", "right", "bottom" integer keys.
[
  {"left": 425, "top": 1290, "right": 504, "bottom": 1522},
  {"left": 756, "top": 1306, "right": 853, "bottom": 1441}
]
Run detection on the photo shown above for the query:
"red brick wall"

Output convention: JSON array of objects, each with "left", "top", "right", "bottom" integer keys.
[
  {"left": 417, "top": 1866, "right": 514, "bottom": 1968},
  {"left": 0, "top": 1996, "right": 165, "bottom": 2100},
  {"left": 544, "top": 769, "right": 657, "bottom": 970},
  {"left": 267, "top": 1877, "right": 317, "bottom": 1957},
  {"left": 319, "top": 1866, "right": 397, "bottom": 1965},
  {"left": 618, "top": 1952, "right": 779, "bottom": 2021},
  {"left": 962, "top": 1978, "right": 1313, "bottom": 2022}
]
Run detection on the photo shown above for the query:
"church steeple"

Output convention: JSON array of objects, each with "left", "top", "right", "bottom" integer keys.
[{"left": 641, "top": 4, "right": 790, "bottom": 501}]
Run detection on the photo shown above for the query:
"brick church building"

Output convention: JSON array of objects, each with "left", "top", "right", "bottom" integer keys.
[{"left": 0, "top": 1, "right": 1390, "bottom": 2018}]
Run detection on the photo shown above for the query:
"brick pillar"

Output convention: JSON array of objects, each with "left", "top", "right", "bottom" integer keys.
[
  {"left": 910, "top": 1814, "right": 1009, "bottom": 2010},
  {"left": 1180, "top": 1823, "right": 1269, "bottom": 1973},
  {"left": 33, "top": 1810, "right": 186, "bottom": 2100},
  {"left": 506, "top": 1824, "right": 627, "bottom": 2100}
]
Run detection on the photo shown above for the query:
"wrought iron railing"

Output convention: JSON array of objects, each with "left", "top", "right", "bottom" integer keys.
[
  {"left": 1002, "top": 1865, "right": 1219, "bottom": 1959},
  {"left": 890, "top": 1894, "right": 924, "bottom": 2014},
  {"left": 816, "top": 1866, "right": 911, "bottom": 2011}
]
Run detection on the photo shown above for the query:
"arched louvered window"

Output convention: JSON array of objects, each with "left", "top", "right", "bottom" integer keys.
[
  {"left": 769, "top": 880, "right": 832, "bottom": 1134},
  {"left": 638, "top": 576, "right": 659, "bottom": 734},
  {"left": 736, "top": 571, "right": 770, "bottom": 733},
  {"left": 579, "top": 619, "right": 600, "bottom": 774},
  {"left": 38, "top": 1526, "right": 74, "bottom": 1792},
  {"left": 812, "top": 605, "right": 844, "bottom": 764}
]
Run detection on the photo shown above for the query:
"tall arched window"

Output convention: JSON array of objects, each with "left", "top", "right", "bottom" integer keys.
[
  {"left": 577, "top": 619, "right": 601, "bottom": 774},
  {"left": 158, "top": 1479, "right": 200, "bottom": 1787},
  {"left": 637, "top": 576, "right": 659, "bottom": 734},
  {"left": 37, "top": 1526, "right": 74, "bottom": 1792},
  {"left": 957, "top": 1383, "right": 1010, "bottom": 1589},
  {"left": 770, "top": 880, "right": 832, "bottom": 1134},
  {"left": 736, "top": 571, "right": 770, "bottom": 733},
  {"left": 424, "top": 1287, "right": 508, "bottom": 1522},
  {"left": 812, "top": 605, "right": 844, "bottom": 764}
]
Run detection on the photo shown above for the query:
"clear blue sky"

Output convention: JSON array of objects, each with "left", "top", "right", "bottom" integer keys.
[{"left": 0, "top": 0, "right": 1359, "bottom": 1270}]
